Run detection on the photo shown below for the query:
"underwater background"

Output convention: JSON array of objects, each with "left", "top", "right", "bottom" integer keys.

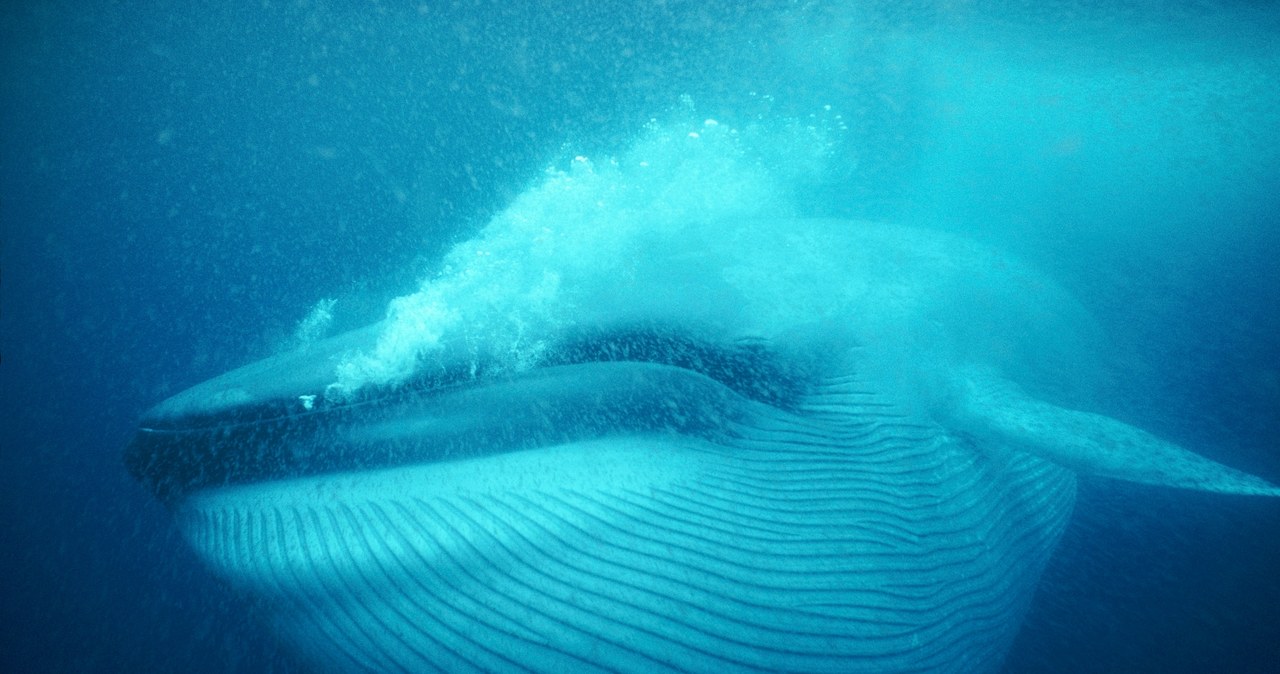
[{"left": 2, "top": 1, "right": 1278, "bottom": 672}]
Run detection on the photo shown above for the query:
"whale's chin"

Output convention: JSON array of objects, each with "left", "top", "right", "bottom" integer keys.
[{"left": 165, "top": 368, "right": 1076, "bottom": 673}]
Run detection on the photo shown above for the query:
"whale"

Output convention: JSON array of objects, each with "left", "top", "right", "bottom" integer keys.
[{"left": 125, "top": 209, "right": 1279, "bottom": 672}]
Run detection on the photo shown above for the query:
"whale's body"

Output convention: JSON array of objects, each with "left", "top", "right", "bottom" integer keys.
[{"left": 127, "top": 218, "right": 1277, "bottom": 672}]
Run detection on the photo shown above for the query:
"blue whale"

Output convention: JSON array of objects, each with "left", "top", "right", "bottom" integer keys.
[{"left": 127, "top": 218, "right": 1278, "bottom": 673}]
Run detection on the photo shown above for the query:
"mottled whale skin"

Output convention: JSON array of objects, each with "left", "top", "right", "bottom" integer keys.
[{"left": 126, "top": 219, "right": 1277, "bottom": 673}]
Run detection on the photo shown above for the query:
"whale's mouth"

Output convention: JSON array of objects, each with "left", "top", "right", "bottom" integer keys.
[
  {"left": 139, "top": 323, "right": 1080, "bottom": 674},
  {"left": 124, "top": 326, "right": 811, "bottom": 504}
]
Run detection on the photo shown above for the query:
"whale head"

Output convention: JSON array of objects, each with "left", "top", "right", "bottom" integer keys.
[{"left": 126, "top": 125, "right": 1278, "bottom": 672}]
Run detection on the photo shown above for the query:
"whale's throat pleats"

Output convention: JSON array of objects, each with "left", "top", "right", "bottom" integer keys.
[{"left": 176, "top": 376, "right": 1076, "bottom": 674}]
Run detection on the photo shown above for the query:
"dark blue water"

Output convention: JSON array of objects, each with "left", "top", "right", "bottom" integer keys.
[{"left": 2, "top": 1, "right": 1277, "bottom": 672}]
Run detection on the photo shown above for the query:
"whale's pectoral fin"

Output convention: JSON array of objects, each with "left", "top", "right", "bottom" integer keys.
[{"left": 946, "top": 369, "right": 1280, "bottom": 497}]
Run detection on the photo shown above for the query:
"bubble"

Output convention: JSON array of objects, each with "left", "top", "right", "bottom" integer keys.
[{"left": 330, "top": 101, "right": 845, "bottom": 394}]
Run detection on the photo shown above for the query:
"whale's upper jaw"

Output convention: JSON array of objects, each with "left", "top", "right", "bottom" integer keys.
[
  {"left": 124, "top": 325, "right": 815, "bottom": 504},
  {"left": 126, "top": 218, "right": 1280, "bottom": 506}
]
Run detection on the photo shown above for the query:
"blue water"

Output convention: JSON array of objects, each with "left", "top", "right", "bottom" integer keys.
[{"left": 2, "top": 1, "right": 1278, "bottom": 672}]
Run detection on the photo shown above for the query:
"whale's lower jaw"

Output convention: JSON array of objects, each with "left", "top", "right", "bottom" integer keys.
[{"left": 173, "top": 378, "right": 1076, "bottom": 673}]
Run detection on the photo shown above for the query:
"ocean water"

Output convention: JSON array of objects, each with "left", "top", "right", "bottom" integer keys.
[{"left": 2, "top": 1, "right": 1278, "bottom": 672}]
